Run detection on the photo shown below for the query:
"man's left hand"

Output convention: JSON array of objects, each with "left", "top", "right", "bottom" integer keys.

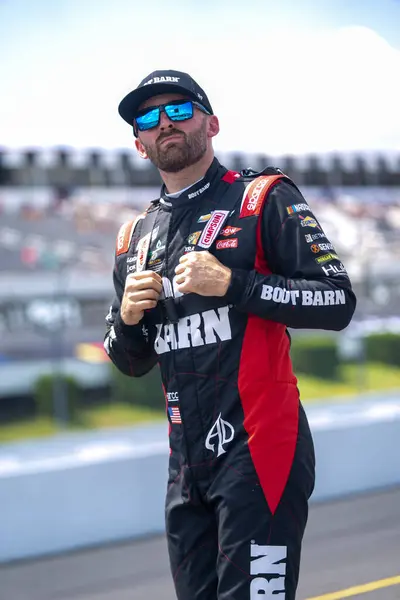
[{"left": 174, "top": 251, "right": 232, "bottom": 297}]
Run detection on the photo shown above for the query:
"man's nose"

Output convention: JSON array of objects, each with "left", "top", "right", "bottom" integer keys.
[{"left": 159, "top": 109, "right": 173, "bottom": 129}]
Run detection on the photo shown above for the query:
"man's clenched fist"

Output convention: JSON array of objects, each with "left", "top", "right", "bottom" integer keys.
[
  {"left": 121, "top": 271, "right": 163, "bottom": 325},
  {"left": 175, "top": 251, "right": 232, "bottom": 297}
]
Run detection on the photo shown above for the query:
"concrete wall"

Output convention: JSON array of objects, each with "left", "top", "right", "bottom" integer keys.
[{"left": 1, "top": 394, "right": 400, "bottom": 563}]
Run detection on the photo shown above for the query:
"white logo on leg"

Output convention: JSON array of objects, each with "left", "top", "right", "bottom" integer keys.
[
  {"left": 205, "top": 413, "right": 234, "bottom": 457},
  {"left": 250, "top": 543, "right": 287, "bottom": 598}
]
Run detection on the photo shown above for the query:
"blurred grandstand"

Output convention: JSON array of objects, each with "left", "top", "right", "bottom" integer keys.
[{"left": 1, "top": 146, "right": 400, "bottom": 394}]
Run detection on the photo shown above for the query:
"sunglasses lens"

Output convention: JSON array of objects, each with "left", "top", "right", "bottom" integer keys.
[
  {"left": 165, "top": 101, "right": 193, "bottom": 121},
  {"left": 135, "top": 101, "right": 195, "bottom": 132},
  {"left": 136, "top": 107, "right": 160, "bottom": 131}
]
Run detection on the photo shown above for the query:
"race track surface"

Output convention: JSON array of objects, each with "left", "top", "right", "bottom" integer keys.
[{"left": 1, "top": 487, "right": 400, "bottom": 600}]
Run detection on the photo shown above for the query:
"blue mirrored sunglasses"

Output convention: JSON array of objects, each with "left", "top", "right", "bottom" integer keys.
[{"left": 134, "top": 99, "right": 210, "bottom": 134}]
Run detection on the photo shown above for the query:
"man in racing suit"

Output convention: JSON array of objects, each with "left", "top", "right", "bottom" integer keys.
[{"left": 104, "top": 69, "right": 357, "bottom": 600}]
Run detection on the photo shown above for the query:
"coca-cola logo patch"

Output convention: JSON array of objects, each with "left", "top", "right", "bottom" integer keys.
[{"left": 216, "top": 238, "right": 238, "bottom": 250}]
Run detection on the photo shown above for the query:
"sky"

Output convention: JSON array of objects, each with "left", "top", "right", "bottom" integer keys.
[{"left": 1, "top": 0, "right": 400, "bottom": 156}]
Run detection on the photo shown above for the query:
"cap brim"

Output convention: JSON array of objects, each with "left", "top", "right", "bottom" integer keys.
[{"left": 118, "top": 83, "right": 201, "bottom": 125}]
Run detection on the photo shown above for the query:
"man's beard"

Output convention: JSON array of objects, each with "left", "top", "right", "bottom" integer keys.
[{"left": 140, "top": 120, "right": 208, "bottom": 173}]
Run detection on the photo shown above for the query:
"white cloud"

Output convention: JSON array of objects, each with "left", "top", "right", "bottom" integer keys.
[
  {"left": 1, "top": 23, "right": 399, "bottom": 155},
  {"left": 211, "top": 25, "right": 400, "bottom": 155}
]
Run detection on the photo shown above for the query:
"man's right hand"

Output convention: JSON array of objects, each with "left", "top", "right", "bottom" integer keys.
[{"left": 120, "top": 271, "right": 163, "bottom": 326}]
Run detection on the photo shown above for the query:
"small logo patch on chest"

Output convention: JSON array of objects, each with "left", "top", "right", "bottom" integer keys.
[
  {"left": 220, "top": 226, "right": 242, "bottom": 237},
  {"left": 187, "top": 231, "right": 202, "bottom": 245},
  {"left": 198, "top": 210, "right": 229, "bottom": 249},
  {"left": 216, "top": 238, "right": 238, "bottom": 250}
]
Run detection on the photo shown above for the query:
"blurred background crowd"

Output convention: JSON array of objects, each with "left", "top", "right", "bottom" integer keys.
[{"left": 1, "top": 148, "right": 400, "bottom": 408}]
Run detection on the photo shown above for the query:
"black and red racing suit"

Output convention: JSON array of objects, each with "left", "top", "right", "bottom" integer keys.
[{"left": 104, "top": 157, "right": 356, "bottom": 600}]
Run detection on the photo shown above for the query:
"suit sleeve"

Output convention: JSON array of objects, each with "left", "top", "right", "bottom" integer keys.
[
  {"left": 104, "top": 253, "right": 158, "bottom": 377},
  {"left": 225, "top": 180, "right": 357, "bottom": 330}
]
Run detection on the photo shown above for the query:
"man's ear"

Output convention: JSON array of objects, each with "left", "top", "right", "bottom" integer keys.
[
  {"left": 135, "top": 138, "right": 149, "bottom": 159},
  {"left": 208, "top": 115, "right": 220, "bottom": 139}
]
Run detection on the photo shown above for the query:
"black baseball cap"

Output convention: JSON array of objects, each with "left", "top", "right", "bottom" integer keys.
[{"left": 118, "top": 69, "right": 214, "bottom": 126}]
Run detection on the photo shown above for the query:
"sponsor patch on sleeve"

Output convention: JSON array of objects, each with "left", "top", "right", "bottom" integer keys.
[
  {"left": 310, "top": 242, "right": 335, "bottom": 254},
  {"left": 286, "top": 202, "right": 310, "bottom": 215},
  {"left": 321, "top": 262, "right": 348, "bottom": 277},
  {"left": 298, "top": 215, "right": 321, "bottom": 229},
  {"left": 305, "top": 232, "right": 326, "bottom": 242},
  {"left": 315, "top": 253, "right": 339, "bottom": 264},
  {"left": 239, "top": 175, "right": 283, "bottom": 219}
]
